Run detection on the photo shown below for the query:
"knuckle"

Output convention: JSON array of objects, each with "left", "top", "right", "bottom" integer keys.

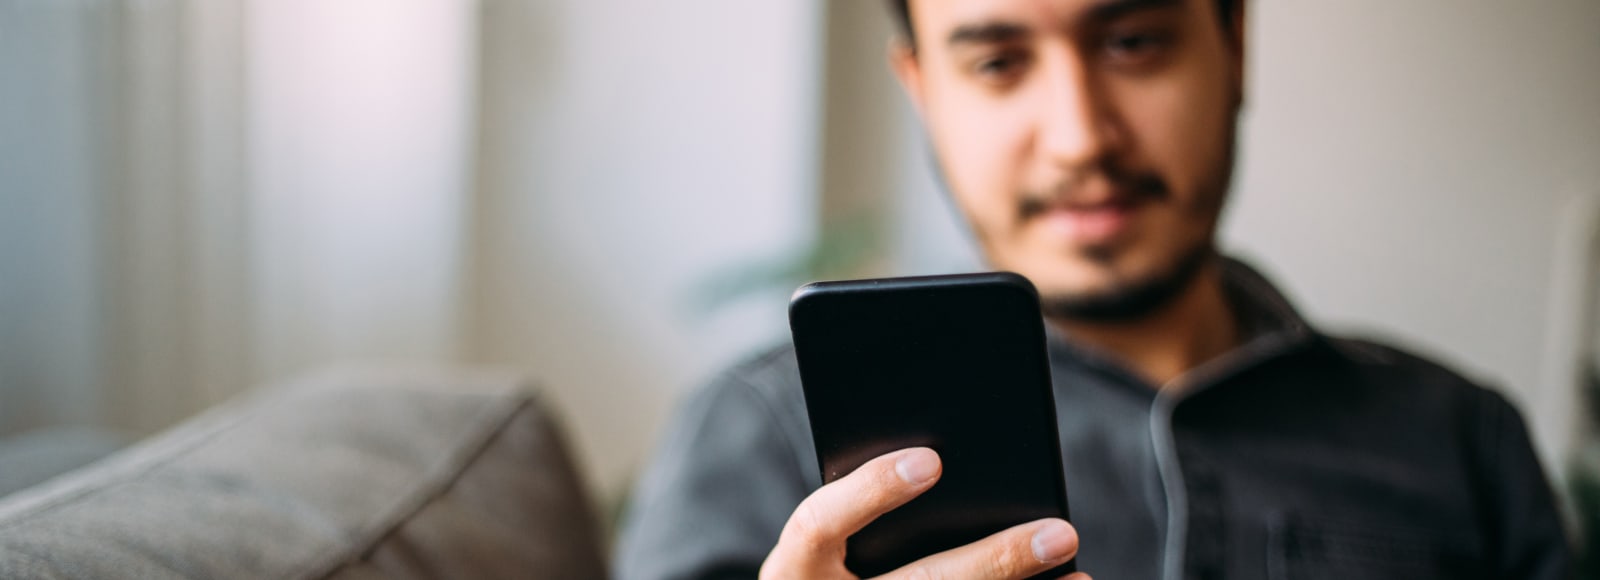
[
  {"left": 897, "top": 563, "right": 939, "bottom": 580},
  {"left": 784, "top": 503, "right": 834, "bottom": 552},
  {"left": 786, "top": 508, "right": 821, "bottom": 543},
  {"left": 984, "top": 529, "right": 1040, "bottom": 577}
]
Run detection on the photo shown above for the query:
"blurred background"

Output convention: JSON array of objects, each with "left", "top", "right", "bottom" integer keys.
[{"left": 2, "top": 0, "right": 1599, "bottom": 552}]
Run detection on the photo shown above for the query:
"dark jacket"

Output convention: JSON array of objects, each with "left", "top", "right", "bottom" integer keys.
[{"left": 615, "top": 261, "right": 1573, "bottom": 580}]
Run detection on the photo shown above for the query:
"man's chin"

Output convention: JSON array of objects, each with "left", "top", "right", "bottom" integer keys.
[
  {"left": 1041, "top": 288, "right": 1169, "bottom": 323},
  {"left": 1019, "top": 258, "right": 1138, "bottom": 304},
  {"left": 1032, "top": 248, "right": 1215, "bottom": 324}
]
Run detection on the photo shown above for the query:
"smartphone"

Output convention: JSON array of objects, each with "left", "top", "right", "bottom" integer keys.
[{"left": 788, "top": 272, "right": 1074, "bottom": 578}]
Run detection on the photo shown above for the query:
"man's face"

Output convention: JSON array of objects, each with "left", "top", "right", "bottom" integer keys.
[{"left": 894, "top": 0, "right": 1245, "bottom": 321}]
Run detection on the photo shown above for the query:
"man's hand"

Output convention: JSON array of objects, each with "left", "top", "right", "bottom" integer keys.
[{"left": 759, "top": 447, "right": 1090, "bottom": 580}]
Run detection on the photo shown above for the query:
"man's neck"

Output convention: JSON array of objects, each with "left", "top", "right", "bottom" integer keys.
[{"left": 1049, "top": 261, "right": 1240, "bottom": 388}]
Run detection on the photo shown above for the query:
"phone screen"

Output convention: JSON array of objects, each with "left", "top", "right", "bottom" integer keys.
[{"left": 789, "top": 272, "right": 1073, "bottom": 577}]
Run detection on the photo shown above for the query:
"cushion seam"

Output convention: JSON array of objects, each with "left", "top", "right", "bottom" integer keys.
[
  {"left": 0, "top": 395, "right": 262, "bottom": 530},
  {"left": 285, "top": 387, "right": 541, "bottom": 579}
]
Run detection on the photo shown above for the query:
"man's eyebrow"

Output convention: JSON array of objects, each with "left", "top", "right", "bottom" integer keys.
[
  {"left": 945, "top": 0, "right": 1181, "bottom": 47},
  {"left": 1086, "top": 0, "right": 1181, "bottom": 23},
  {"left": 947, "top": 22, "right": 1030, "bottom": 47}
]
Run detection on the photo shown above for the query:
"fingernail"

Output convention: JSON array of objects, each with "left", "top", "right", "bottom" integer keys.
[
  {"left": 894, "top": 449, "right": 938, "bottom": 484},
  {"left": 1031, "top": 520, "right": 1076, "bottom": 563}
]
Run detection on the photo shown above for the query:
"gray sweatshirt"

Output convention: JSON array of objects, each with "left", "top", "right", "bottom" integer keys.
[{"left": 615, "top": 261, "right": 1573, "bottom": 580}]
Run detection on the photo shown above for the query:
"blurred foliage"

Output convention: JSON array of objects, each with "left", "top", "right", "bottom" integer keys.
[{"left": 686, "top": 211, "right": 887, "bottom": 319}]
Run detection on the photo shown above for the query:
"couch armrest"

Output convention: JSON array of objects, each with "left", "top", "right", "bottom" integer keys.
[{"left": 0, "top": 367, "right": 607, "bottom": 579}]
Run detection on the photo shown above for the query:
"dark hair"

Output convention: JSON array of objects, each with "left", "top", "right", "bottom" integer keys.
[{"left": 887, "top": 0, "right": 1238, "bottom": 45}]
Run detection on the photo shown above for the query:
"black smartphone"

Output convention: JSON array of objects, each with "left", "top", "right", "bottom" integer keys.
[{"left": 788, "top": 272, "right": 1074, "bottom": 578}]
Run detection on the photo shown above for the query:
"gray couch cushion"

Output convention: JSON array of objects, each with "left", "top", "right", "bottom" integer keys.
[{"left": 0, "top": 368, "right": 607, "bottom": 579}]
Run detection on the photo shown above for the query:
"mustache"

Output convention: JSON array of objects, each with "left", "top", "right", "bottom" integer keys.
[{"left": 1018, "top": 166, "right": 1170, "bottom": 222}]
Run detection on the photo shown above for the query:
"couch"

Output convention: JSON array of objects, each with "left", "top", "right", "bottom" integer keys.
[{"left": 0, "top": 368, "right": 608, "bottom": 578}]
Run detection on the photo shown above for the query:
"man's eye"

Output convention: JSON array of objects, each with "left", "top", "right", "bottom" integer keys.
[
  {"left": 972, "top": 51, "right": 1030, "bottom": 81},
  {"left": 1103, "top": 31, "right": 1171, "bottom": 65}
]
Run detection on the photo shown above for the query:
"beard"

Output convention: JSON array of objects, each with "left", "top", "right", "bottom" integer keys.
[
  {"left": 925, "top": 93, "right": 1240, "bottom": 325},
  {"left": 1038, "top": 241, "right": 1216, "bottom": 323},
  {"left": 1020, "top": 128, "right": 1235, "bottom": 324}
]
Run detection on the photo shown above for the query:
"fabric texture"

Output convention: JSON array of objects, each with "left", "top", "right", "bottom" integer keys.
[
  {"left": 0, "top": 367, "right": 606, "bottom": 579},
  {"left": 614, "top": 259, "right": 1573, "bottom": 580}
]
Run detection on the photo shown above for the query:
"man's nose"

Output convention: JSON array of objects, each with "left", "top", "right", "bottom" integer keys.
[{"left": 1036, "top": 54, "right": 1120, "bottom": 168}]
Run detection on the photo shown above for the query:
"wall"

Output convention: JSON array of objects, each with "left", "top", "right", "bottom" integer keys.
[
  {"left": 468, "top": 0, "right": 824, "bottom": 501},
  {"left": 248, "top": 0, "right": 476, "bottom": 379}
]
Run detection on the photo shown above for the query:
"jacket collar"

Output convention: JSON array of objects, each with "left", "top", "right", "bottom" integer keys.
[{"left": 1044, "top": 256, "right": 1318, "bottom": 395}]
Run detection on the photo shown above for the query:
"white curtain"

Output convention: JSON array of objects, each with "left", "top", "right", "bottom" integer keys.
[
  {"left": 1, "top": 0, "right": 829, "bottom": 501},
  {"left": 0, "top": 0, "right": 475, "bottom": 436}
]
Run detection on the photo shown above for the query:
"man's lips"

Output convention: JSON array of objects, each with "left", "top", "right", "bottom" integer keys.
[
  {"left": 1033, "top": 199, "right": 1143, "bottom": 244},
  {"left": 1018, "top": 170, "right": 1169, "bottom": 245}
]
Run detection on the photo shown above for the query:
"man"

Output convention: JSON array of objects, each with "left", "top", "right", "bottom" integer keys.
[{"left": 616, "top": 0, "right": 1574, "bottom": 578}]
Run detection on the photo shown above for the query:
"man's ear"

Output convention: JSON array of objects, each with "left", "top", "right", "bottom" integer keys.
[{"left": 889, "top": 39, "right": 927, "bottom": 117}]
